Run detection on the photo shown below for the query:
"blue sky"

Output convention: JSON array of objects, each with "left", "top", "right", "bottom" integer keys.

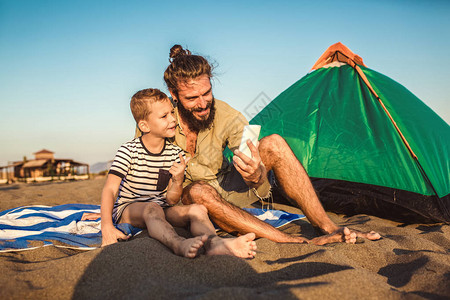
[{"left": 1, "top": 0, "right": 449, "bottom": 166}]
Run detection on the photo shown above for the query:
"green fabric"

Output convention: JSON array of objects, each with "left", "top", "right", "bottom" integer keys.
[{"left": 250, "top": 64, "right": 449, "bottom": 197}]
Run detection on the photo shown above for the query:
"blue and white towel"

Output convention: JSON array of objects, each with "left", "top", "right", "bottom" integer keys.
[{"left": 0, "top": 204, "right": 305, "bottom": 252}]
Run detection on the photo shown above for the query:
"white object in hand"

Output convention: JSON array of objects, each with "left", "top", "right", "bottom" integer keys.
[{"left": 238, "top": 125, "right": 261, "bottom": 158}]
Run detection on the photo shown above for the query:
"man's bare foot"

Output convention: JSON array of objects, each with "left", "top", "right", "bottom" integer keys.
[
  {"left": 310, "top": 227, "right": 357, "bottom": 245},
  {"left": 174, "top": 235, "right": 208, "bottom": 258},
  {"left": 322, "top": 226, "right": 381, "bottom": 242},
  {"left": 206, "top": 233, "right": 257, "bottom": 259},
  {"left": 353, "top": 230, "right": 381, "bottom": 240}
]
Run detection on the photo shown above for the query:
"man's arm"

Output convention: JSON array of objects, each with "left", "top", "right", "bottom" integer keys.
[
  {"left": 225, "top": 110, "right": 270, "bottom": 197},
  {"left": 100, "top": 174, "right": 130, "bottom": 246}
]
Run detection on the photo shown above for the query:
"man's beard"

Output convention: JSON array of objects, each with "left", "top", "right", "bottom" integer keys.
[{"left": 177, "top": 97, "right": 216, "bottom": 132}]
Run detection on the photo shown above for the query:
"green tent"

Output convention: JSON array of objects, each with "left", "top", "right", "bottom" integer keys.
[{"left": 250, "top": 43, "right": 450, "bottom": 223}]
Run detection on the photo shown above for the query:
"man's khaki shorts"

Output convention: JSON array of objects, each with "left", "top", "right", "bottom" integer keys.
[{"left": 208, "top": 165, "right": 274, "bottom": 208}]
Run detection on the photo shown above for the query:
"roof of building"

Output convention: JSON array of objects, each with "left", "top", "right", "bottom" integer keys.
[
  {"left": 33, "top": 149, "right": 54, "bottom": 155},
  {"left": 22, "top": 159, "right": 49, "bottom": 168},
  {"left": 71, "top": 160, "right": 89, "bottom": 166}
]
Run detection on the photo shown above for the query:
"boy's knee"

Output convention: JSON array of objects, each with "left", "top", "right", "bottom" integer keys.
[
  {"left": 187, "top": 204, "right": 208, "bottom": 218},
  {"left": 142, "top": 202, "right": 163, "bottom": 217}
]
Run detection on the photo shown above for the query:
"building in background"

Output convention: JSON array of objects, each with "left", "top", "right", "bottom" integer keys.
[{"left": 0, "top": 149, "right": 89, "bottom": 184}]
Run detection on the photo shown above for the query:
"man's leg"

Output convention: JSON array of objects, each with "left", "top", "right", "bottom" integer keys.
[
  {"left": 164, "top": 204, "right": 257, "bottom": 258},
  {"left": 258, "top": 134, "right": 380, "bottom": 240},
  {"left": 182, "top": 182, "right": 356, "bottom": 244},
  {"left": 120, "top": 202, "right": 206, "bottom": 258}
]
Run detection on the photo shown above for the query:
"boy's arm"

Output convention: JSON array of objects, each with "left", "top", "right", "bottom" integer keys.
[
  {"left": 166, "top": 178, "right": 183, "bottom": 205},
  {"left": 100, "top": 174, "right": 130, "bottom": 247},
  {"left": 166, "top": 153, "right": 189, "bottom": 205}
]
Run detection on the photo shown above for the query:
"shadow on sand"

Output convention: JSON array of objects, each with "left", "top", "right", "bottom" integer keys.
[{"left": 72, "top": 235, "right": 352, "bottom": 299}]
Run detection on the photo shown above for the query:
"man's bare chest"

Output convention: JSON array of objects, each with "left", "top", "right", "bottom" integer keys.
[{"left": 184, "top": 131, "right": 198, "bottom": 156}]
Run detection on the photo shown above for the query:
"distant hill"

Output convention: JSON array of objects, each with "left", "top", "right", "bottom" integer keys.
[{"left": 90, "top": 161, "right": 112, "bottom": 174}]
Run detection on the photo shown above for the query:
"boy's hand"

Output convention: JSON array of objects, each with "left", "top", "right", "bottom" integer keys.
[
  {"left": 169, "top": 154, "right": 190, "bottom": 183},
  {"left": 81, "top": 212, "right": 101, "bottom": 221},
  {"left": 101, "top": 225, "right": 130, "bottom": 247}
]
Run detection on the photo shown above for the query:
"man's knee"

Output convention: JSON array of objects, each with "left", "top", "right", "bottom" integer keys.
[
  {"left": 182, "top": 181, "right": 218, "bottom": 205},
  {"left": 259, "top": 134, "right": 287, "bottom": 158}
]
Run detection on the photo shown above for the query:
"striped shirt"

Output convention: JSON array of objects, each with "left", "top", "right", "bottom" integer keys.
[{"left": 109, "top": 137, "right": 184, "bottom": 210}]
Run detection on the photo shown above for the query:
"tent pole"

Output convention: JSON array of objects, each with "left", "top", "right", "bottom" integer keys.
[
  {"left": 353, "top": 65, "right": 442, "bottom": 201},
  {"left": 353, "top": 66, "right": 417, "bottom": 159}
]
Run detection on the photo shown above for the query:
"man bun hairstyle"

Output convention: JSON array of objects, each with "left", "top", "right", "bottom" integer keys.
[
  {"left": 169, "top": 44, "right": 192, "bottom": 60},
  {"left": 130, "top": 88, "right": 169, "bottom": 123},
  {"left": 164, "top": 44, "right": 213, "bottom": 97}
]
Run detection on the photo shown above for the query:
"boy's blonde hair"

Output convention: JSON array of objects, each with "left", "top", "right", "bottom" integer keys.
[{"left": 130, "top": 88, "right": 169, "bottom": 123}]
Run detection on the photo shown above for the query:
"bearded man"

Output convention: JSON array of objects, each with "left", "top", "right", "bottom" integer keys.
[{"left": 151, "top": 44, "right": 381, "bottom": 245}]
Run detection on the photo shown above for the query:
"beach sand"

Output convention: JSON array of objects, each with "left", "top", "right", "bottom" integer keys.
[{"left": 0, "top": 177, "right": 449, "bottom": 299}]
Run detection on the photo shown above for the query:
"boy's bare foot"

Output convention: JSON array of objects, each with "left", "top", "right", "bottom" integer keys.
[
  {"left": 310, "top": 227, "right": 357, "bottom": 245},
  {"left": 205, "top": 233, "right": 257, "bottom": 259},
  {"left": 174, "top": 235, "right": 208, "bottom": 258}
]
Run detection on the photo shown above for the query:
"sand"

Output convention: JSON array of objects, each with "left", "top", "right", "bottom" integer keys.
[{"left": 0, "top": 177, "right": 449, "bottom": 300}]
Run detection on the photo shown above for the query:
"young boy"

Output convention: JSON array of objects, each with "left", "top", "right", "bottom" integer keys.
[{"left": 100, "top": 88, "right": 257, "bottom": 258}]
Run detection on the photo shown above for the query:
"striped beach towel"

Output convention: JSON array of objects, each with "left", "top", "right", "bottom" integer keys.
[{"left": 0, "top": 204, "right": 305, "bottom": 252}]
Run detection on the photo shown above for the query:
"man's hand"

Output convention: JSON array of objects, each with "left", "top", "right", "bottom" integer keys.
[
  {"left": 169, "top": 154, "right": 190, "bottom": 184},
  {"left": 233, "top": 140, "right": 267, "bottom": 187},
  {"left": 101, "top": 225, "right": 130, "bottom": 247}
]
